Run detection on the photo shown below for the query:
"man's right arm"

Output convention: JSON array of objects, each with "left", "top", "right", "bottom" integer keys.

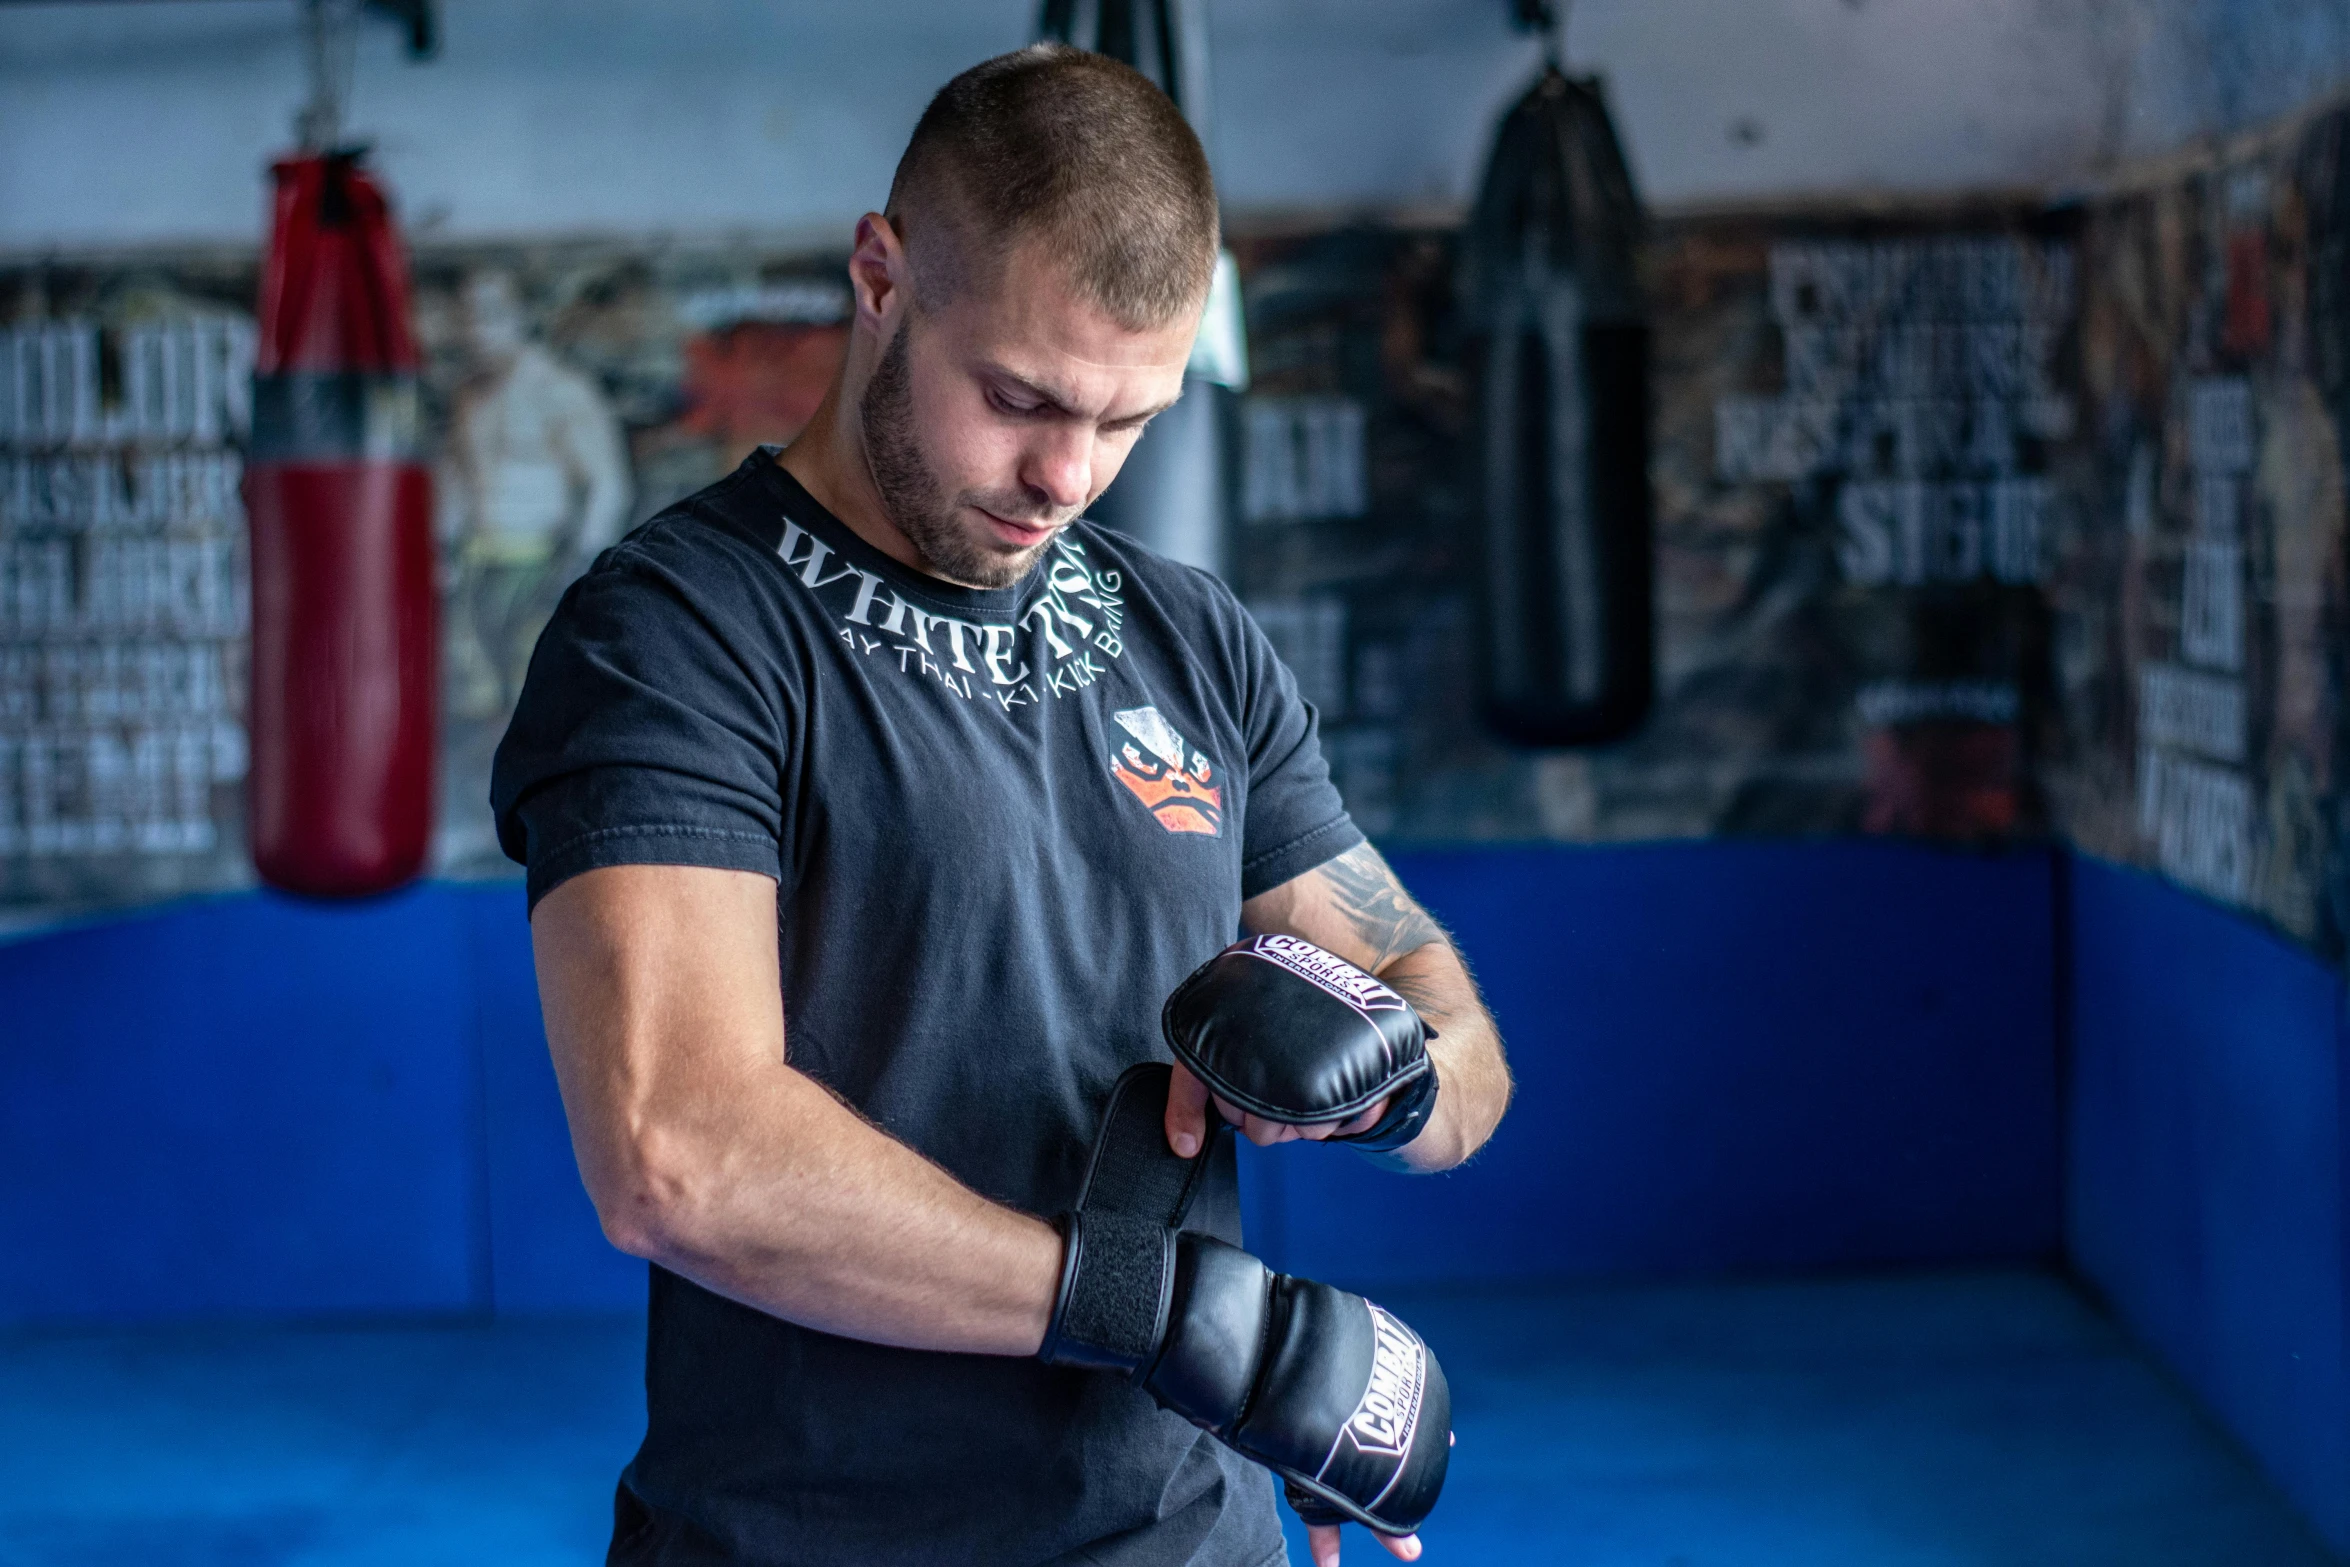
[{"left": 530, "top": 861, "right": 1063, "bottom": 1356}]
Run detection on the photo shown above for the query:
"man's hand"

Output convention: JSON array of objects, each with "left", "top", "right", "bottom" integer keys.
[
  {"left": 1164, "top": 1061, "right": 1386, "bottom": 1156},
  {"left": 1050, "top": 1065, "right": 1451, "bottom": 1540},
  {"left": 1306, "top": 1522, "right": 1423, "bottom": 1566},
  {"left": 1226, "top": 842, "right": 1513, "bottom": 1173}
]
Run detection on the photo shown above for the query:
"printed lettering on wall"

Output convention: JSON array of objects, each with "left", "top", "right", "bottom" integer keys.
[
  {"left": 1714, "top": 233, "right": 2076, "bottom": 839},
  {"left": 0, "top": 308, "right": 256, "bottom": 911},
  {"left": 1716, "top": 237, "right": 2075, "bottom": 591},
  {"left": 2137, "top": 377, "right": 2256, "bottom": 903}
]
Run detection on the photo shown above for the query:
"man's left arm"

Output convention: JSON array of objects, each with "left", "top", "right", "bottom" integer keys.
[{"left": 1170, "top": 840, "right": 1512, "bottom": 1172}]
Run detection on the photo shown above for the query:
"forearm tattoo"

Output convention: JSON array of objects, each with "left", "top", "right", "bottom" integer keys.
[
  {"left": 1380, "top": 968, "right": 1449, "bottom": 1024},
  {"left": 1316, "top": 844, "right": 1447, "bottom": 972}
]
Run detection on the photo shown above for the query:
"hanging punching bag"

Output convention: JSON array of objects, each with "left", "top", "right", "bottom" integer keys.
[
  {"left": 244, "top": 151, "right": 436, "bottom": 896},
  {"left": 1464, "top": 68, "right": 1654, "bottom": 746}
]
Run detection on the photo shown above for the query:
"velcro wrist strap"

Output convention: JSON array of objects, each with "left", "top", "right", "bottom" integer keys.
[
  {"left": 1332, "top": 1067, "right": 1439, "bottom": 1153},
  {"left": 1076, "top": 1063, "right": 1213, "bottom": 1227},
  {"left": 1039, "top": 1210, "right": 1173, "bottom": 1373}
]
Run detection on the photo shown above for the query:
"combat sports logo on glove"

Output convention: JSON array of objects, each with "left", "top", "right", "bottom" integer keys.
[
  {"left": 1162, "top": 934, "right": 1440, "bottom": 1153},
  {"left": 1038, "top": 1064, "right": 1453, "bottom": 1537}
]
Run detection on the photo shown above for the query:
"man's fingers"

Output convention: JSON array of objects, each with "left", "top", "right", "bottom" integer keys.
[
  {"left": 1306, "top": 1096, "right": 1390, "bottom": 1141},
  {"left": 1177, "top": 1082, "right": 1343, "bottom": 1150},
  {"left": 1186, "top": 1089, "right": 1393, "bottom": 1150},
  {"left": 1166, "top": 1064, "right": 1211, "bottom": 1158},
  {"left": 1305, "top": 1524, "right": 1422, "bottom": 1564},
  {"left": 1240, "top": 1112, "right": 1294, "bottom": 1147},
  {"left": 1217, "top": 1097, "right": 1297, "bottom": 1148}
]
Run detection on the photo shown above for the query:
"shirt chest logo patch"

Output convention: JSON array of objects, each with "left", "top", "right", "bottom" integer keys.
[{"left": 1110, "top": 706, "right": 1223, "bottom": 838}]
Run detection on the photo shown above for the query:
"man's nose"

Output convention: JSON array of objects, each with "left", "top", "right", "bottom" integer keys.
[{"left": 1023, "top": 425, "right": 1093, "bottom": 514}]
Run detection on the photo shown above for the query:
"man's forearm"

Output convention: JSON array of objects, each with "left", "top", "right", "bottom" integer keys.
[
  {"left": 1373, "top": 940, "right": 1512, "bottom": 1172},
  {"left": 532, "top": 865, "right": 1061, "bottom": 1359},
  {"left": 610, "top": 1061, "right": 1063, "bottom": 1356}
]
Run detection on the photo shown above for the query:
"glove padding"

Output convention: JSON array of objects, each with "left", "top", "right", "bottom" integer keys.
[
  {"left": 1041, "top": 1065, "right": 1451, "bottom": 1534},
  {"left": 1042, "top": 1209, "right": 1452, "bottom": 1537},
  {"left": 1163, "top": 934, "right": 1438, "bottom": 1153}
]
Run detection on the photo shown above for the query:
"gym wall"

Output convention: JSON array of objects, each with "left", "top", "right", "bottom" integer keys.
[{"left": 7, "top": 6, "right": 2350, "bottom": 1552}]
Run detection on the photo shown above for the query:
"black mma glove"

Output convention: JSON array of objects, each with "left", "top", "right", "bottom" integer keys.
[
  {"left": 1163, "top": 934, "right": 1439, "bottom": 1153},
  {"left": 1039, "top": 1064, "right": 1453, "bottom": 1537},
  {"left": 1041, "top": 1211, "right": 1450, "bottom": 1536}
]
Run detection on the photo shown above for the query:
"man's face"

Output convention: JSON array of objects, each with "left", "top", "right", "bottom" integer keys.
[
  {"left": 462, "top": 271, "right": 527, "bottom": 364},
  {"left": 860, "top": 237, "right": 1196, "bottom": 589}
]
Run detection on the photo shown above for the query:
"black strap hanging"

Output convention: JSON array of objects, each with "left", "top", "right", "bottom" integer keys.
[{"left": 1463, "top": 61, "right": 1655, "bottom": 746}]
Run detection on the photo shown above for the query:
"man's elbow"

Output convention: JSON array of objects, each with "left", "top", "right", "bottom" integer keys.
[
  {"left": 585, "top": 1124, "right": 720, "bottom": 1264},
  {"left": 593, "top": 1194, "right": 672, "bottom": 1264}
]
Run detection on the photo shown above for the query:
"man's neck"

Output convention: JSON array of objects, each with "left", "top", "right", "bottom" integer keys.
[{"left": 775, "top": 393, "right": 942, "bottom": 582}]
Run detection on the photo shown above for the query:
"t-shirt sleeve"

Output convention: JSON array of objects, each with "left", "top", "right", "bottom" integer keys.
[
  {"left": 491, "top": 542, "right": 787, "bottom": 912},
  {"left": 1232, "top": 597, "right": 1364, "bottom": 900}
]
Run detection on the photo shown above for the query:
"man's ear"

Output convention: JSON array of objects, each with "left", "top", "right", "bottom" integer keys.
[{"left": 849, "top": 212, "right": 910, "bottom": 332}]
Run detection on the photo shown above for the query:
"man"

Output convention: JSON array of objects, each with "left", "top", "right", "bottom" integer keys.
[
  {"left": 440, "top": 268, "right": 635, "bottom": 874},
  {"left": 441, "top": 268, "right": 633, "bottom": 724},
  {"left": 493, "top": 45, "right": 1510, "bottom": 1567}
]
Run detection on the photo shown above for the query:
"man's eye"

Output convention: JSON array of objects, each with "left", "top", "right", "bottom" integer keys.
[{"left": 988, "top": 388, "right": 1040, "bottom": 417}]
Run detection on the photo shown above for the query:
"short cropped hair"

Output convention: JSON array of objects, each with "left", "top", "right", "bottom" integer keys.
[{"left": 887, "top": 44, "right": 1218, "bottom": 330}]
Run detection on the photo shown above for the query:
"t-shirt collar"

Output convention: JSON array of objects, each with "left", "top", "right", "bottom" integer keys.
[{"left": 746, "top": 445, "right": 1050, "bottom": 620}]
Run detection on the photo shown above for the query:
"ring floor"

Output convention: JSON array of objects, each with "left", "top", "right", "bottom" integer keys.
[{"left": 0, "top": 1269, "right": 2332, "bottom": 1566}]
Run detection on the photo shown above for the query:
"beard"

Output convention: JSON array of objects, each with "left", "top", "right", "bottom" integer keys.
[{"left": 860, "top": 324, "right": 1066, "bottom": 589}]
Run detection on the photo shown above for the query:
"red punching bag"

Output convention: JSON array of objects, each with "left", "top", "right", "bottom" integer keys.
[{"left": 244, "top": 151, "right": 436, "bottom": 896}]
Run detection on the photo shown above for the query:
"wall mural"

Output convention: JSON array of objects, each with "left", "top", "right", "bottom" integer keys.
[
  {"left": 1231, "top": 213, "right": 2077, "bottom": 851},
  {"left": 0, "top": 252, "right": 848, "bottom": 911},
  {"left": 412, "top": 253, "right": 848, "bottom": 878},
  {"left": 2047, "top": 111, "right": 2350, "bottom": 956},
  {"left": 2, "top": 112, "right": 2346, "bottom": 962}
]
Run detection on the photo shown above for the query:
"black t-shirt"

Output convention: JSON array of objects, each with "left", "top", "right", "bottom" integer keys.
[{"left": 492, "top": 449, "right": 1362, "bottom": 1567}]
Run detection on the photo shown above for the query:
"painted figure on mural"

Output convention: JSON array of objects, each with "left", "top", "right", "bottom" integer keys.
[{"left": 439, "top": 269, "right": 633, "bottom": 722}]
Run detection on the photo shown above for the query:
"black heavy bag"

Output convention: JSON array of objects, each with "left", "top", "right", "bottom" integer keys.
[{"left": 1464, "top": 68, "right": 1654, "bottom": 746}]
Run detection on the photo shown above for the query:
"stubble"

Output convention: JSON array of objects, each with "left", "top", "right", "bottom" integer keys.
[{"left": 861, "top": 324, "right": 1060, "bottom": 590}]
